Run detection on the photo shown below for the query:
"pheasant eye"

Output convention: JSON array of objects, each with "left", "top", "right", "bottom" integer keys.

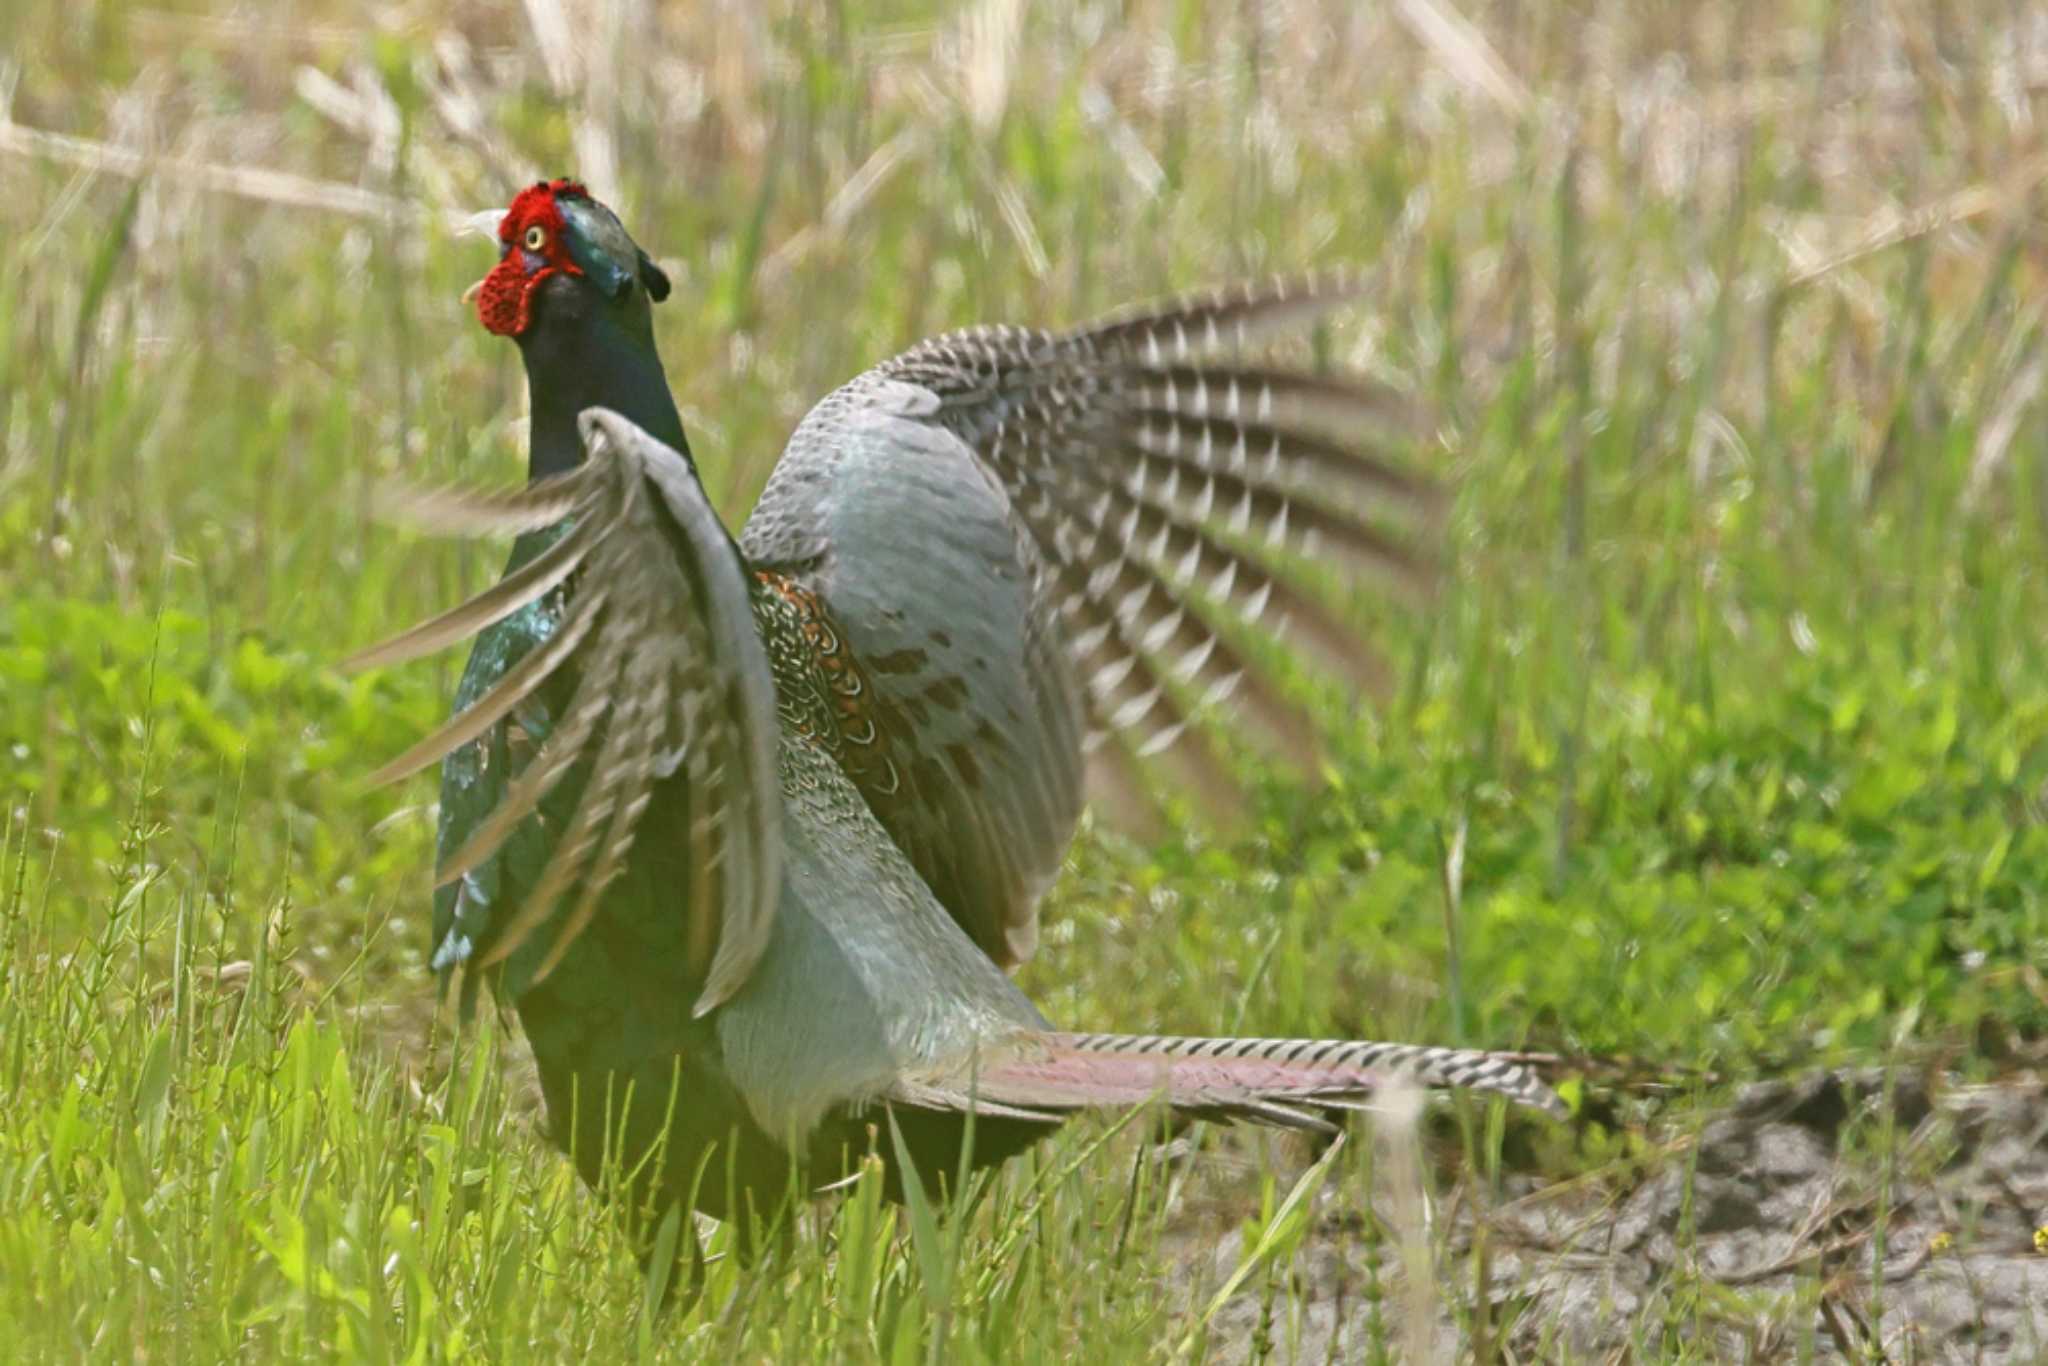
[{"left": 524, "top": 225, "right": 548, "bottom": 252}]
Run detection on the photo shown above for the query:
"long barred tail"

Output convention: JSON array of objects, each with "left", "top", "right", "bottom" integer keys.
[
  {"left": 1059, "top": 1032, "right": 1566, "bottom": 1118},
  {"left": 901, "top": 1030, "right": 1568, "bottom": 1128}
]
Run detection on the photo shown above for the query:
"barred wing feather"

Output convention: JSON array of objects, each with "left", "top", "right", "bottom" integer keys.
[{"left": 743, "top": 273, "right": 1439, "bottom": 966}]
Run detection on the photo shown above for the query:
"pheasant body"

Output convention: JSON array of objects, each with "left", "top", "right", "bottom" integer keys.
[
  {"left": 363, "top": 181, "right": 1563, "bottom": 1272},
  {"left": 438, "top": 544, "right": 1054, "bottom": 1221}
]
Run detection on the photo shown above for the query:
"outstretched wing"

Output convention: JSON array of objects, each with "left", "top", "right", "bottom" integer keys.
[
  {"left": 741, "top": 274, "right": 1439, "bottom": 969},
  {"left": 351, "top": 408, "right": 781, "bottom": 1015}
]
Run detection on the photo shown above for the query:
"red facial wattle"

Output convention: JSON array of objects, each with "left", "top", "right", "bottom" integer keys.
[{"left": 473, "top": 179, "right": 588, "bottom": 337}]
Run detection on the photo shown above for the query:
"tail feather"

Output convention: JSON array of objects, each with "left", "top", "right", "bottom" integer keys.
[{"left": 900, "top": 1031, "right": 1567, "bottom": 1125}]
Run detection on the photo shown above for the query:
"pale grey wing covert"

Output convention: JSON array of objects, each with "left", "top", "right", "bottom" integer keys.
[
  {"left": 741, "top": 274, "right": 1442, "bottom": 970},
  {"left": 743, "top": 377, "right": 1086, "bottom": 969},
  {"left": 350, "top": 408, "right": 783, "bottom": 1014}
]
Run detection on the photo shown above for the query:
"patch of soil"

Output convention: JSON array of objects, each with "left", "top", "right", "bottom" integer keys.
[{"left": 1178, "top": 1073, "right": 2048, "bottom": 1361}]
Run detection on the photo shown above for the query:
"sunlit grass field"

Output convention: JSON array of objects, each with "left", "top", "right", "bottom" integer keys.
[{"left": 5, "top": 0, "right": 2048, "bottom": 1357}]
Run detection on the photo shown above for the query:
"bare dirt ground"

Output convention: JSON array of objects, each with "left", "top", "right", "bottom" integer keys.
[{"left": 1181, "top": 1073, "right": 2048, "bottom": 1361}]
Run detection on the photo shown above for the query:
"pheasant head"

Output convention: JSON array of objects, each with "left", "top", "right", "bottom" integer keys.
[
  {"left": 474, "top": 179, "right": 672, "bottom": 338},
  {"left": 470, "top": 179, "right": 686, "bottom": 480}
]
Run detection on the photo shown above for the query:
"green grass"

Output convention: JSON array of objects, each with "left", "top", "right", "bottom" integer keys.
[{"left": 4, "top": 0, "right": 2047, "bottom": 1358}]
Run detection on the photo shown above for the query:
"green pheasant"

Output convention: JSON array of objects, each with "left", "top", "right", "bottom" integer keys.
[{"left": 356, "top": 179, "right": 1561, "bottom": 1270}]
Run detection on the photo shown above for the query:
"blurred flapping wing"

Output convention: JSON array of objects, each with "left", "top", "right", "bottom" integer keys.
[{"left": 349, "top": 408, "right": 781, "bottom": 1014}]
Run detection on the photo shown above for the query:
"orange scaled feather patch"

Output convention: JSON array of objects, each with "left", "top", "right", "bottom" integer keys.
[{"left": 753, "top": 570, "right": 903, "bottom": 795}]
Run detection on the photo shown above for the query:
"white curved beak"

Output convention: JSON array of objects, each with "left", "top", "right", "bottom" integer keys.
[
  {"left": 458, "top": 208, "right": 504, "bottom": 239},
  {"left": 458, "top": 208, "right": 505, "bottom": 307}
]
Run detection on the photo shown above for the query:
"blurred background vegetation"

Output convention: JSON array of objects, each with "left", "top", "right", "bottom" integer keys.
[{"left": 4, "top": 0, "right": 2048, "bottom": 1356}]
